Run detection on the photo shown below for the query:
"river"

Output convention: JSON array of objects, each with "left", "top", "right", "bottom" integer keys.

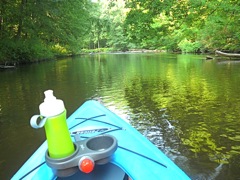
[{"left": 1, "top": 53, "right": 240, "bottom": 179}]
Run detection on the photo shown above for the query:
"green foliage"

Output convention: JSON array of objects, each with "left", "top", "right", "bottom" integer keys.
[
  {"left": 178, "top": 39, "right": 201, "bottom": 53},
  {"left": 0, "top": 0, "right": 92, "bottom": 63},
  {"left": 2, "top": 0, "right": 240, "bottom": 62},
  {"left": 51, "top": 44, "right": 68, "bottom": 56},
  {"left": 81, "top": 48, "right": 113, "bottom": 53},
  {"left": 124, "top": 0, "right": 240, "bottom": 52},
  {"left": 98, "top": 1, "right": 129, "bottom": 51},
  {"left": 0, "top": 38, "right": 53, "bottom": 63}
]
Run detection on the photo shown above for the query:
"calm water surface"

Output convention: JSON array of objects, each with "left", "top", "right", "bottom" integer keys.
[{"left": 1, "top": 53, "right": 240, "bottom": 179}]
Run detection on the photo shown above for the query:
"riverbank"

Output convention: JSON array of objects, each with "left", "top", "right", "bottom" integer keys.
[
  {"left": 0, "top": 48, "right": 165, "bottom": 67},
  {"left": 0, "top": 48, "right": 217, "bottom": 67}
]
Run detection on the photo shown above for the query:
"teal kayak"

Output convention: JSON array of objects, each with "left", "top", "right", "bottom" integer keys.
[{"left": 12, "top": 100, "right": 190, "bottom": 180}]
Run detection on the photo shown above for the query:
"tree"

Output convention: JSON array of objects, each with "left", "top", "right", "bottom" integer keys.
[
  {"left": 104, "top": 0, "right": 129, "bottom": 50},
  {"left": 88, "top": 0, "right": 129, "bottom": 51},
  {"left": 198, "top": 0, "right": 240, "bottom": 51},
  {"left": 124, "top": 0, "right": 240, "bottom": 52},
  {"left": 0, "top": 0, "right": 93, "bottom": 63}
]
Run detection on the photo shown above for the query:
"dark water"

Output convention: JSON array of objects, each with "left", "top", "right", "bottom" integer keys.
[{"left": 1, "top": 53, "right": 240, "bottom": 179}]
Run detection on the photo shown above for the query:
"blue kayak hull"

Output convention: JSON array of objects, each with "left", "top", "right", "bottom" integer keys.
[{"left": 12, "top": 100, "right": 190, "bottom": 180}]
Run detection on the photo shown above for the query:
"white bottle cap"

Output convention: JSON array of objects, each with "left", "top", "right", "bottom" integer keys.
[{"left": 39, "top": 90, "right": 65, "bottom": 117}]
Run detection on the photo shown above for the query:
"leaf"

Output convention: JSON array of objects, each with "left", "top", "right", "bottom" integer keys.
[{"left": 229, "top": 135, "right": 240, "bottom": 142}]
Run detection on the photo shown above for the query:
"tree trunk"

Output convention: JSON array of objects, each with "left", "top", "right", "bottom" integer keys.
[
  {"left": 16, "top": 0, "right": 26, "bottom": 39},
  {"left": 215, "top": 50, "right": 240, "bottom": 57}
]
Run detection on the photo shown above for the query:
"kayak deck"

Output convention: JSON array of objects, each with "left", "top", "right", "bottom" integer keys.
[
  {"left": 12, "top": 100, "right": 190, "bottom": 180},
  {"left": 57, "top": 163, "right": 127, "bottom": 180}
]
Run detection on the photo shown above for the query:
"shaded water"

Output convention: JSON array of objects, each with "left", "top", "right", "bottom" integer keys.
[{"left": 1, "top": 53, "right": 240, "bottom": 179}]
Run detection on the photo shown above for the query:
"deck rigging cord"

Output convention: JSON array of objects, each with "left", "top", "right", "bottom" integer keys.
[{"left": 19, "top": 114, "right": 167, "bottom": 179}]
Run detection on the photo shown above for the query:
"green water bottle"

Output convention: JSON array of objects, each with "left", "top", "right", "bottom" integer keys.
[{"left": 30, "top": 90, "right": 75, "bottom": 159}]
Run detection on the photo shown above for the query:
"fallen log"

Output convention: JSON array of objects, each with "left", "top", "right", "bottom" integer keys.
[
  {"left": 0, "top": 65, "right": 16, "bottom": 69},
  {"left": 206, "top": 56, "right": 214, "bottom": 60},
  {"left": 215, "top": 50, "right": 240, "bottom": 57}
]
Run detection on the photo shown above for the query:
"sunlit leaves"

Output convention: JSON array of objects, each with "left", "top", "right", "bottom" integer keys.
[
  {"left": 125, "top": 0, "right": 240, "bottom": 51},
  {"left": 87, "top": 0, "right": 129, "bottom": 50},
  {"left": 229, "top": 135, "right": 240, "bottom": 142},
  {"left": 178, "top": 39, "right": 202, "bottom": 53}
]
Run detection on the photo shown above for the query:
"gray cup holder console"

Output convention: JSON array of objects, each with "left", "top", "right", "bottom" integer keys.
[
  {"left": 45, "top": 135, "right": 118, "bottom": 177},
  {"left": 87, "top": 135, "right": 115, "bottom": 151}
]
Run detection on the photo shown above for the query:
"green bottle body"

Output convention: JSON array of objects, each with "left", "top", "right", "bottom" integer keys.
[{"left": 44, "top": 110, "right": 75, "bottom": 159}]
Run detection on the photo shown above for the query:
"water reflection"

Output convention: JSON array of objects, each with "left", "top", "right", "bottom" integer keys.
[
  {"left": 108, "top": 54, "right": 240, "bottom": 179},
  {"left": 1, "top": 53, "right": 240, "bottom": 179}
]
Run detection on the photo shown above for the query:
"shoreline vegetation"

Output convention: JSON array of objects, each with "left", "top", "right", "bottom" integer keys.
[
  {"left": 1, "top": 1, "right": 240, "bottom": 67},
  {"left": 0, "top": 48, "right": 165, "bottom": 67},
  {"left": 1, "top": 47, "right": 240, "bottom": 69}
]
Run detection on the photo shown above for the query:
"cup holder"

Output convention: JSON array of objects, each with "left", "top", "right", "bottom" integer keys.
[
  {"left": 45, "top": 135, "right": 118, "bottom": 177},
  {"left": 86, "top": 135, "right": 115, "bottom": 151}
]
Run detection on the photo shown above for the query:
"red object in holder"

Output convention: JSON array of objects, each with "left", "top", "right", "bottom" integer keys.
[{"left": 79, "top": 156, "right": 95, "bottom": 173}]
